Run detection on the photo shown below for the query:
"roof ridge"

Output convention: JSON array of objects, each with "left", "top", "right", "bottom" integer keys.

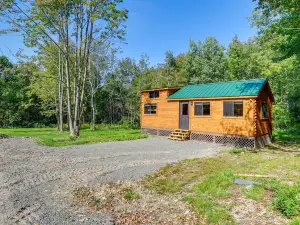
[
  {"left": 186, "top": 78, "right": 267, "bottom": 87},
  {"left": 168, "top": 77, "right": 268, "bottom": 99}
]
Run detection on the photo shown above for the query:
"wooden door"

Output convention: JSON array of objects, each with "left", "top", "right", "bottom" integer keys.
[{"left": 179, "top": 101, "right": 189, "bottom": 130}]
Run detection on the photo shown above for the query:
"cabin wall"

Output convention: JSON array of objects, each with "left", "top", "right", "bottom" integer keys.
[
  {"left": 141, "top": 90, "right": 256, "bottom": 137},
  {"left": 189, "top": 98, "right": 255, "bottom": 136},
  {"left": 255, "top": 85, "right": 273, "bottom": 137},
  {"left": 140, "top": 90, "right": 179, "bottom": 129}
]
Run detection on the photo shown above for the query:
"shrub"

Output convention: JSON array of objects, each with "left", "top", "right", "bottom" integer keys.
[{"left": 81, "top": 123, "right": 91, "bottom": 130}]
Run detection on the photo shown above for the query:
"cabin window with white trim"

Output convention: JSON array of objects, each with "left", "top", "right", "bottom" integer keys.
[
  {"left": 144, "top": 103, "right": 157, "bottom": 114},
  {"left": 262, "top": 102, "right": 268, "bottom": 118},
  {"left": 194, "top": 102, "right": 210, "bottom": 116},
  {"left": 149, "top": 91, "right": 159, "bottom": 98},
  {"left": 223, "top": 101, "right": 243, "bottom": 117}
]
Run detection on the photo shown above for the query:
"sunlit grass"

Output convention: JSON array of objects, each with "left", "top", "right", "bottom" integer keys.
[
  {"left": 0, "top": 127, "right": 147, "bottom": 147},
  {"left": 143, "top": 150, "right": 300, "bottom": 224}
]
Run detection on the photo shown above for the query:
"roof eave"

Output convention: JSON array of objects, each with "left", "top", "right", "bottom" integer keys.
[{"left": 167, "top": 95, "right": 258, "bottom": 101}]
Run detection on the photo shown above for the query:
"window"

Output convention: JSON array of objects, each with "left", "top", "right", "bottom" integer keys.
[
  {"left": 223, "top": 101, "right": 243, "bottom": 117},
  {"left": 182, "top": 103, "right": 188, "bottom": 115},
  {"left": 262, "top": 102, "right": 268, "bottom": 118},
  {"left": 144, "top": 104, "right": 157, "bottom": 114},
  {"left": 194, "top": 102, "right": 210, "bottom": 116},
  {"left": 149, "top": 90, "right": 159, "bottom": 98}
]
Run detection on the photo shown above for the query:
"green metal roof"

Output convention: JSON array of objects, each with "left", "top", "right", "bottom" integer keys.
[{"left": 168, "top": 78, "right": 267, "bottom": 99}]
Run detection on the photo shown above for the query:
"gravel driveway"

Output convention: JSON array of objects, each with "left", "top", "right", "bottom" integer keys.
[{"left": 0, "top": 136, "right": 228, "bottom": 225}]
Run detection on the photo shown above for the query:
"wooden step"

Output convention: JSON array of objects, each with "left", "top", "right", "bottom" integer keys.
[
  {"left": 168, "top": 136, "right": 185, "bottom": 141},
  {"left": 174, "top": 129, "right": 190, "bottom": 133},
  {"left": 168, "top": 129, "right": 191, "bottom": 141},
  {"left": 170, "top": 134, "right": 188, "bottom": 137},
  {"left": 170, "top": 133, "right": 188, "bottom": 136}
]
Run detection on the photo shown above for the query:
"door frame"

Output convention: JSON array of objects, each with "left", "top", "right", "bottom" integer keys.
[{"left": 179, "top": 101, "right": 190, "bottom": 130}]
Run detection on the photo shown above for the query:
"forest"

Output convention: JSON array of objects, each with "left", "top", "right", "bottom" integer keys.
[{"left": 0, "top": 0, "right": 299, "bottom": 137}]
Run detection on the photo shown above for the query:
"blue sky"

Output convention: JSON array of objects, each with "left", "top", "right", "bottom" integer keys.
[{"left": 0, "top": 0, "right": 257, "bottom": 65}]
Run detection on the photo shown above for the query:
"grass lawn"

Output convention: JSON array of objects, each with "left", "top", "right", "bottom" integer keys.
[
  {"left": 73, "top": 148, "right": 300, "bottom": 224},
  {"left": 0, "top": 127, "right": 147, "bottom": 147},
  {"left": 143, "top": 148, "right": 300, "bottom": 224}
]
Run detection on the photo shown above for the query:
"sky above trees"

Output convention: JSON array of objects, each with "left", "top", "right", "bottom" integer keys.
[{"left": 0, "top": 0, "right": 256, "bottom": 65}]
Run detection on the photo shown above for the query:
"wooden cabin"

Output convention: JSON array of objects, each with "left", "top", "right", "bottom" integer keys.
[{"left": 140, "top": 78, "right": 274, "bottom": 148}]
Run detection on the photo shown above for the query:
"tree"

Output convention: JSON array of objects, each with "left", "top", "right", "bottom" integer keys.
[
  {"left": 0, "top": 56, "right": 13, "bottom": 78},
  {"left": 227, "top": 36, "right": 263, "bottom": 80},
  {"left": 184, "top": 37, "right": 227, "bottom": 84},
  {"left": 0, "top": 0, "right": 128, "bottom": 136},
  {"left": 253, "top": 0, "right": 300, "bottom": 59},
  {"left": 164, "top": 50, "right": 176, "bottom": 87}
]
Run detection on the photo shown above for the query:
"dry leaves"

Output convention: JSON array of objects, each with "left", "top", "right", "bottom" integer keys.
[{"left": 73, "top": 181, "right": 200, "bottom": 225}]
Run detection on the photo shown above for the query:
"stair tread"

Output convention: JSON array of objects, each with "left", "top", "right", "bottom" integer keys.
[
  {"left": 170, "top": 134, "right": 188, "bottom": 137},
  {"left": 168, "top": 137, "right": 185, "bottom": 141},
  {"left": 168, "top": 129, "right": 191, "bottom": 141}
]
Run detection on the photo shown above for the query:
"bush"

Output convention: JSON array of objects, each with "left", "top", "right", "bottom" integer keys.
[
  {"left": 272, "top": 182, "right": 300, "bottom": 218},
  {"left": 81, "top": 123, "right": 91, "bottom": 130}
]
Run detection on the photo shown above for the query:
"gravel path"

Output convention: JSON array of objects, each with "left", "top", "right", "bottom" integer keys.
[{"left": 0, "top": 136, "right": 228, "bottom": 225}]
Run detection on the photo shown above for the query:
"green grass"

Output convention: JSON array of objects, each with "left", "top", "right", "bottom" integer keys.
[
  {"left": 289, "top": 217, "right": 300, "bottom": 225},
  {"left": 243, "top": 185, "right": 265, "bottom": 201},
  {"left": 186, "top": 170, "right": 235, "bottom": 224},
  {"left": 143, "top": 150, "right": 300, "bottom": 224},
  {"left": 0, "top": 127, "right": 147, "bottom": 147},
  {"left": 271, "top": 182, "right": 300, "bottom": 218},
  {"left": 123, "top": 188, "right": 141, "bottom": 200}
]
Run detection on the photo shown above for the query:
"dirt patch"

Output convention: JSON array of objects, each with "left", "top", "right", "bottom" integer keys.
[
  {"left": 228, "top": 185, "right": 288, "bottom": 225},
  {"left": 73, "top": 181, "right": 200, "bottom": 225}
]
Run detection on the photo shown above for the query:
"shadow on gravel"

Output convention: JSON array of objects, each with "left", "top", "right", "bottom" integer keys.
[{"left": 0, "top": 134, "right": 9, "bottom": 139}]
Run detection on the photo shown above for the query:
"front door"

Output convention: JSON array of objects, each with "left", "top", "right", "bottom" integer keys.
[{"left": 179, "top": 101, "right": 189, "bottom": 130}]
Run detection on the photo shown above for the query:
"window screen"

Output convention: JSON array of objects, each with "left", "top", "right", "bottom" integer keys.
[
  {"left": 149, "top": 91, "right": 159, "bottom": 98},
  {"left": 262, "top": 102, "right": 268, "bottom": 118},
  {"left": 223, "top": 101, "right": 243, "bottom": 117},
  {"left": 194, "top": 102, "right": 210, "bottom": 116},
  {"left": 144, "top": 104, "right": 157, "bottom": 114}
]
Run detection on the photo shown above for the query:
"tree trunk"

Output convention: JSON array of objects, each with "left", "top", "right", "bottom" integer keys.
[
  {"left": 55, "top": 95, "right": 60, "bottom": 131},
  {"left": 58, "top": 46, "right": 64, "bottom": 132},
  {"left": 63, "top": 10, "right": 75, "bottom": 137},
  {"left": 91, "top": 92, "right": 96, "bottom": 130}
]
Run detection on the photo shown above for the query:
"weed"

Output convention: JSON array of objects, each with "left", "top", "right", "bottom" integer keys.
[
  {"left": 289, "top": 217, "right": 300, "bottom": 225},
  {"left": 228, "top": 148, "right": 245, "bottom": 154},
  {"left": 186, "top": 170, "right": 235, "bottom": 224},
  {"left": 271, "top": 182, "right": 300, "bottom": 218},
  {"left": 195, "top": 170, "right": 235, "bottom": 198},
  {"left": 243, "top": 185, "right": 265, "bottom": 201},
  {"left": 123, "top": 188, "right": 141, "bottom": 200},
  {"left": 144, "top": 178, "right": 181, "bottom": 194}
]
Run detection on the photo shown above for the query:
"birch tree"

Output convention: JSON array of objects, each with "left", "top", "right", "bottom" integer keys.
[{"left": 0, "top": 0, "right": 128, "bottom": 136}]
